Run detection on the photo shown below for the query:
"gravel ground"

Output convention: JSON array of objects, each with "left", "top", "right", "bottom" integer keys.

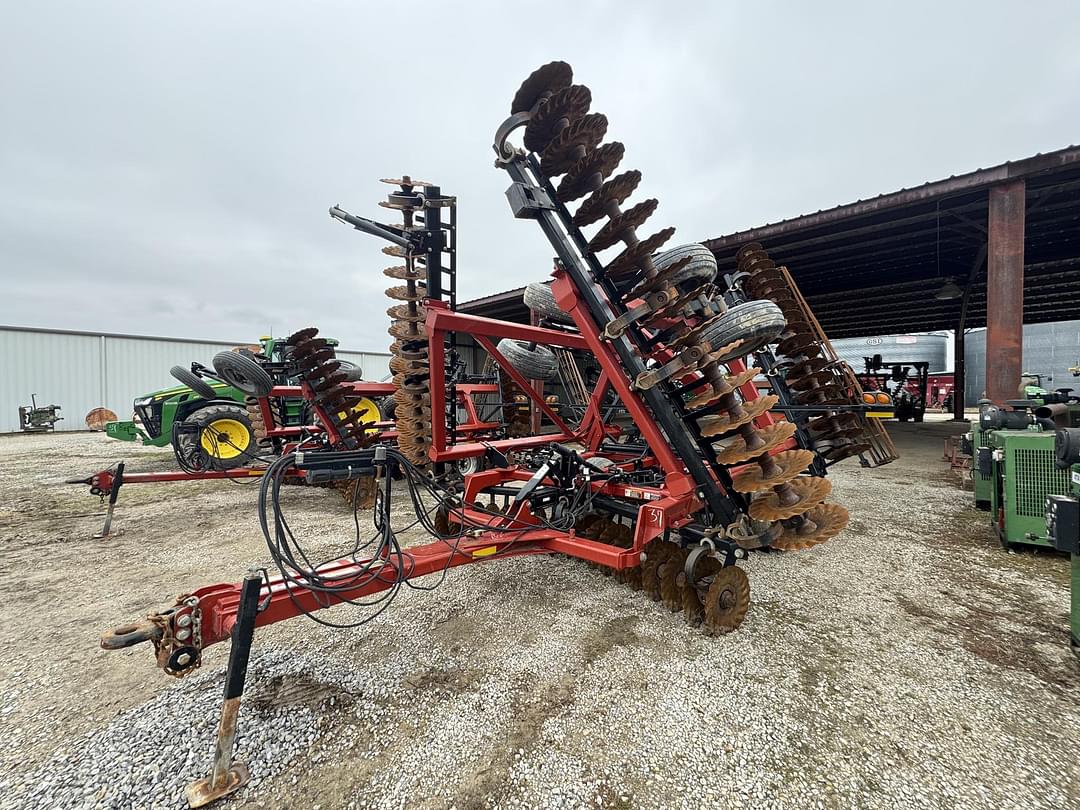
[{"left": 0, "top": 425, "right": 1077, "bottom": 809}]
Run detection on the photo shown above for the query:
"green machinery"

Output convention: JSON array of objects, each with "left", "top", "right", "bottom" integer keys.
[
  {"left": 967, "top": 420, "right": 993, "bottom": 510},
  {"left": 105, "top": 335, "right": 368, "bottom": 468},
  {"left": 18, "top": 394, "right": 63, "bottom": 432},
  {"left": 1045, "top": 427, "right": 1080, "bottom": 652},
  {"left": 978, "top": 400, "right": 1080, "bottom": 548}
]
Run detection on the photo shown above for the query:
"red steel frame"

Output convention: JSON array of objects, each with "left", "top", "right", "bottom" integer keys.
[
  {"left": 107, "top": 270, "right": 797, "bottom": 670},
  {"left": 76, "top": 381, "right": 504, "bottom": 495}
]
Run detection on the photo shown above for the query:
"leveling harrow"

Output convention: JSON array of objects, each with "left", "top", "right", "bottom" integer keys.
[{"left": 101, "top": 63, "right": 888, "bottom": 806}]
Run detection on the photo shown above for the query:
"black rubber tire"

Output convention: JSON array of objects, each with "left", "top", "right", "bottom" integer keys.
[
  {"left": 652, "top": 243, "right": 717, "bottom": 290},
  {"left": 170, "top": 365, "right": 217, "bottom": 400},
  {"left": 175, "top": 403, "right": 254, "bottom": 470},
  {"left": 336, "top": 360, "right": 365, "bottom": 381},
  {"left": 701, "top": 300, "right": 787, "bottom": 362},
  {"left": 1056, "top": 428, "right": 1080, "bottom": 468},
  {"left": 212, "top": 351, "right": 275, "bottom": 397},
  {"left": 523, "top": 281, "right": 574, "bottom": 324},
  {"left": 496, "top": 339, "right": 558, "bottom": 381},
  {"left": 378, "top": 396, "right": 397, "bottom": 420}
]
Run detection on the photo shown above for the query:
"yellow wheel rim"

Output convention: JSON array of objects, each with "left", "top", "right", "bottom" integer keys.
[
  {"left": 339, "top": 397, "right": 381, "bottom": 434},
  {"left": 200, "top": 418, "right": 251, "bottom": 459}
]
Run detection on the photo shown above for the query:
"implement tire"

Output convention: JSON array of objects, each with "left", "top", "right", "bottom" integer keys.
[
  {"left": 652, "top": 243, "right": 717, "bottom": 291},
  {"left": 170, "top": 365, "right": 216, "bottom": 400},
  {"left": 701, "top": 300, "right": 786, "bottom": 362},
  {"left": 212, "top": 351, "right": 275, "bottom": 398},
  {"left": 176, "top": 404, "right": 255, "bottom": 470},
  {"left": 496, "top": 339, "right": 558, "bottom": 381},
  {"left": 524, "top": 281, "right": 574, "bottom": 325}
]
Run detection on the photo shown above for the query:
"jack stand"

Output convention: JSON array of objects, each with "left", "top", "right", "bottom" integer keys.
[
  {"left": 94, "top": 461, "right": 125, "bottom": 539},
  {"left": 185, "top": 567, "right": 262, "bottom": 808}
]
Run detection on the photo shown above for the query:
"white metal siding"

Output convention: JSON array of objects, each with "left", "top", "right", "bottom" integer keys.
[{"left": 0, "top": 327, "right": 390, "bottom": 433}]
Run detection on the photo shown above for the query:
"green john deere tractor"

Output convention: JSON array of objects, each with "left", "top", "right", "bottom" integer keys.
[{"left": 105, "top": 335, "right": 369, "bottom": 470}]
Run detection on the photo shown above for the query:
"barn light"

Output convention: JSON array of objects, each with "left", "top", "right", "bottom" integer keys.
[{"left": 934, "top": 280, "right": 963, "bottom": 300}]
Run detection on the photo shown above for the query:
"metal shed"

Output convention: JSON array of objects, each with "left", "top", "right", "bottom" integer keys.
[{"left": 0, "top": 325, "right": 391, "bottom": 434}]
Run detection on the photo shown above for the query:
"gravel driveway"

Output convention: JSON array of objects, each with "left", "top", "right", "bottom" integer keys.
[{"left": 0, "top": 424, "right": 1076, "bottom": 809}]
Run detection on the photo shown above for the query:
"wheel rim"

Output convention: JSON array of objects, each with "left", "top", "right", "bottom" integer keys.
[
  {"left": 456, "top": 456, "right": 480, "bottom": 477},
  {"left": 200, "top": 418, "right": 251, "bottom": 459},
  {"left": 338, "top": 397, "right": 381, "bottom": 434}
]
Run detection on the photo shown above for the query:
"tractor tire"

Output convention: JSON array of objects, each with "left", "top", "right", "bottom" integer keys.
[
  {"left": 175, "top": 404, "right": 255, "bottom": 470},
  {"left": 336, "top": 359, "right": 364, "bottom": 381},
  {"left": 496, "top": 339, "right": 558, "bottom": 381},
  {"left": 701, "top": 300, "right": 786, "bottom": 362},
  {"left": 378, "top": 396, "right": 397, "bottom": 420},
  {"left": 523, "top": 281, "right": 574, "bottom": 324},
  {"left": 212, "top": 351, "right": 275, "bottom": 398},
  {"left": 170, "top": 365, "right": 216, "bottom": 400},
  {"left": 652, "top": 243, "right": 717, "bottom": 290}
]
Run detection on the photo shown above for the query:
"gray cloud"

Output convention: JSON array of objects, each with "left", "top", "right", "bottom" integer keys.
[{"left": 2, "top": 1, "right": 1078, "bottom": 350}]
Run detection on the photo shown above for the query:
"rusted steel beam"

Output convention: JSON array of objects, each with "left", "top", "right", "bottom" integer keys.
[{"left": 985, "top": 180, "right": 1026, "bottom": 404}]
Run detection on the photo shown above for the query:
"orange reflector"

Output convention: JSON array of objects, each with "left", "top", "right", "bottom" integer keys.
[
  {"left": 862, "top": 392, "right": 876, "bottom": 404},
  {"left": 876, "top": 393, "right": 891, "bottom": 405}
]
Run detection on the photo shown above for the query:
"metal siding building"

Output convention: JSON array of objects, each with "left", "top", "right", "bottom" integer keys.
[
  {"left": 831, "top": 333, "right": 950, "bottom": 374},
  {"left": 1, "top": 326, "right": 391, "bottom": 433},
  {"left": 963, "top": 320, "right": 1080, "bottom": 405}
]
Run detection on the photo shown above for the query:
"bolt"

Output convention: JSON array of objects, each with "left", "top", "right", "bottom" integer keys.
[
  {"left": 176, "top": 628, "right": 191, "bottom": 641},
  {"left": 176, "top": 614, "right": 192, "bottom": 628},
  {"left": 177, "top": 652, "right": 192, "bottom": 666}
]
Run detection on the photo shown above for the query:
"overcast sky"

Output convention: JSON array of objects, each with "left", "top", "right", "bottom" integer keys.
[{"left": 2, "top": 2, "right": 1078, "bottom": 351}]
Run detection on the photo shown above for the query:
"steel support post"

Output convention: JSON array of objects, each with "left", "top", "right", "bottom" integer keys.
[
  {"left": 985, "top": 180, "right": 1025, "bottom": 404},
  {"left": 185, "top": 568, "right": 262, "bottom": 808},
  {"left": 952, "top": 328, "right": 966, "bottom": 421}
]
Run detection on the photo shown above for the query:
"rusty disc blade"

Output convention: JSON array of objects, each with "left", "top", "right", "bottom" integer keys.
[
  {"left": 794, "top": 385, "right": 847, "bottom": 406},
  {"left": 772, "top": 503, "right": 849, "bottom": 551},
  {"left": 387, "top": 303, "right": 427, "bottom": 322},
  {"left": 389, "top": 341, "right": 428, "bottom": 362},
  {"left": 604, "top": 228, "right": 675, "bottom": 278},
  {"left": 311, "top": 372, "right": 348, "bottom": 393},
  {"left": 573, "top": 170, "right": 641, "bottom": 227},
  {"left": 735, "top": 242, "right": 771, "bottom": 270},
  {"left": 822, "top": 442, "right": 871, "bottom": 461},
  {"left": 384, "top": 265, "right": 424, "bottom": 280},
  {"left": 685, "top": 367, "right": 759, "bottom": 410},
  {"left": 290, "top": 338, "right": 332, "bottom": 359},
  {"left": 731, "top": 449, "right": 816, "bottom": 493},
  {"left": 714, "top": 420, "right": 797, "bottom": 466},
  {"left": 808, "top": 413, "right": 859, "bottom": 435},
  {"left": 703, "top": 565, "right": 750, "bottom": 636},
  {"left": 386, "top": 284, "right": 427, "bottom": 303},
  {"left": 511, "top": 61, "right": 573, "bottom": 114},
  {"left": 776, "top": 332, "right": 822, "bottom": 359},
  {"left": 588, "top": 199, "right": 659, "bottom": 253},
  {"left": 556, "top": 141, "right": 625, "bottom": 202},
  {"left": 658, "top": 548, "right": 689, "bottom": 613},
  {"left": 748, "top": 475, "right": 832, "bottom": 521},
  {"left": 640, "top": 541, "right": 674, "bottom": 602},
  {"left": 786, "top": 368, "right": 841, "bottom": 391},
  {"left": 699, "top": 395, "right": 778, "bottom": 437},
  {"left": 780, "top": 356, "right": 830, "bottom": 378},
  {"left": 286, "top": 327, "right": 319, "bottom": 345},
  {"left": 523, "top": 84, "right": 592, "bottom": 153},
  {"left": 539, "top": 113, "right": 609, "bottom": 176},
  {"left": 389, "top": 321, "right": 428, "bottom": 340}
]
